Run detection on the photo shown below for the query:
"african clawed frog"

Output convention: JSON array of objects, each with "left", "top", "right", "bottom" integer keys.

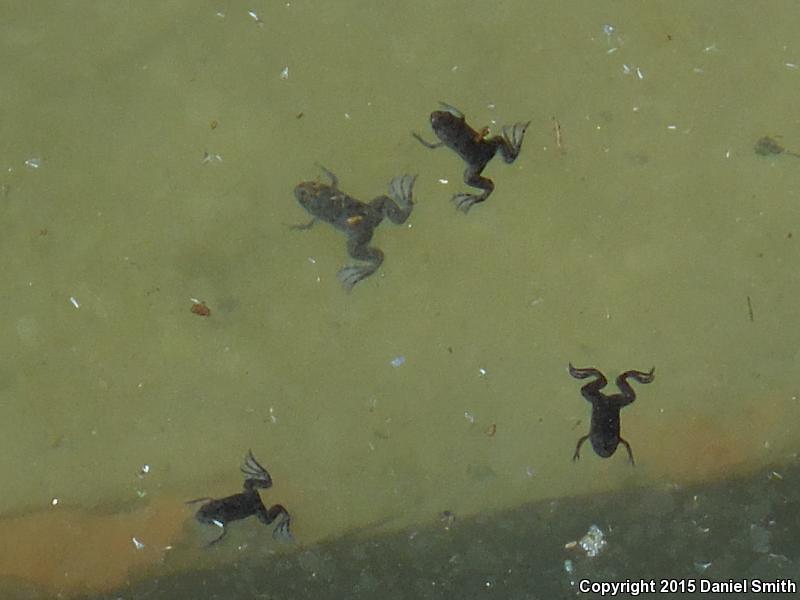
[
  {"left": 568, "top": 364, "right": 655, "bottom": 465},
  {"left": 413, "top": 103, "right": 529, "bottom": 213}
]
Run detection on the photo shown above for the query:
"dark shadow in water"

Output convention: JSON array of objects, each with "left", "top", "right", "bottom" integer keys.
[{"left": 78, "top": 461, "right": 800, "bottom": 599}]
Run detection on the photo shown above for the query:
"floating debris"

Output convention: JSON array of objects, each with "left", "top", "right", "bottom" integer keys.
[
  {"left": 202, "top": 151, "right": 223, "bottom": 164},
  {"left": 280, "top": 66, "right": 289, "bottom": 80},
  {"left": 69, "top": 296, "right": 80, "bottom": 309},
  {"left": 24, "top": 157, "right": 41, "bottom": 169},
  {"left": 132, "top": 537, "right": 145, "bottom": 550},
  {"left": 248, "top": 10, "right": 264, "bottom": 25},
  {"left": 754, "top": 135, "right": 800, "bottom": 157},
  {"left": 390, "top": 355, "right": 406, "bottom": 368},
  {"left": 190, "top": 299, "right": 211, "bottom": 317},
  {"left": 484, "top": 423, "right": 496, "bottom": 437},
  {"left": 579, "top": 524, "right": 607, "bottom": 557}
]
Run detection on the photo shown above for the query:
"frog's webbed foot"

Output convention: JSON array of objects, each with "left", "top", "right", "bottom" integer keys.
[
  {"left": 412, "top": 132, "right": 442, "bottom": 149},
  {"left": 499, "top": 121, "right": 531, "bottom": 163},
  {"left": 272, "top": 514, "right": 294, "bottom": 542},
  {"left": 452, "top": 192, "right": 487, "bottom": 213},
  {"left": 337, "top": 263, "right": 379, "bottom": 291},
  {"left": 388, "top": 174, "right": 416, "bottom": 213},
  {"left": 241, "top": 450, "right": 273, "bottom": 490}
]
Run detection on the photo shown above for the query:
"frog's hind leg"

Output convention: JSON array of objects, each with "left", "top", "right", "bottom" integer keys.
[
  {"left": 619, "top": 437, "right": 635, "bottom": 465},
  {"left": 338, "top": 235, "right": 383, "bottom": 291},
  {"left": 453, "top": 167, "right": 494, "bottom": 213},
  {"left": 498, "top": 121, "right": 530, "bottom": 163},
  {"left": 614, "top": 367, "right": 655, "bottom": 406},
  {"left": 572, "top": 434, "right": 590, "bottom": 461},
  {"left": 241, "top": 450, "right": 273, "bottom": 490},
  {"left": 568, "top": 364, "right": 608, "bottom": 401},
  {"left": 258, "top": 504, "right": 294, "bottom": 541},
  {"left": 382, "top": 174, "right": 416, "bottom": 223}
]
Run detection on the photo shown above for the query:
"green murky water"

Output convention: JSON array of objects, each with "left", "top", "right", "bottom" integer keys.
[{"left": 1, "top": 1, "right": 799, "bottom": 596}]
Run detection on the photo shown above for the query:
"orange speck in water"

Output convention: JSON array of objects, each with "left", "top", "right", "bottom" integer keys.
[{"left": 191, "top": 302, "right": 211, "bottom": 317}]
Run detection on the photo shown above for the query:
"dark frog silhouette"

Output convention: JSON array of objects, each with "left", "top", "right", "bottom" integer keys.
[
  {"left": 294, "top": 166, "right": 416, "bottom": 291},
  {"left": 568, "top": 364, "right": 655, "bottom": 465},
  {"left": 187, "top": 450, "right": 292, "bottom": 545},
  {"left": 413, "top": 102, "right": 529, "bottom": 213}
]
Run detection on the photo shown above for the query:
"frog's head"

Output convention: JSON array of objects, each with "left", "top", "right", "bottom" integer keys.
[
  {"left": 294, "top": 182, "right": 323, "bottom": 212},
  {"left": 430, "top": 110, "right": 463, "bottom": 136}
]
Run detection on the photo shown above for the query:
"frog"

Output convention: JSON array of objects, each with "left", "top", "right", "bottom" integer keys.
[
  {"left": 412, "top": 102, "right": 530, "bottom": 213},
  {"left": 293, "top": 166, "right": 416, "bottom": 291},
  {"left": 186, "top": 450, "right": 292, "bottom": 545},
  {"left": 568, "top": 364, "right": 655, "bottom": 465}
]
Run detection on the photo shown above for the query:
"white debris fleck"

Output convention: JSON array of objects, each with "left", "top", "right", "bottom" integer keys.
[
  {"left": 390, "top": 355, "right": 406, "bottom": 368},
  {"left": 478, "top": 367, "right": 487, "bottom": 377},
  {"left": 132, "top": 537, "right": 145, "bottom": 550},
  {"left": 202, "top": 151, "right": 223, "bottom": 164},
  {"left": 602, "top": 23, "right": 616, "bottom": 37},
  {"left": 635, "top": 66, "right": 644, "bottom": 80},
  {"left": 703, "top": 44, "right": 719, "bottom": 53},
  {"left": 138, "top": 464, "right": 150, "bottom": 477},
  {"left": 438, "top": 178, "right": 449, "bottom": 184},
  {"left": 215, "top": 11, "right": 225, "bottom": 18},
  {"left": 525, "top": 465, "right": 536, "bottom": 478},
  {"left": 344, "top": 113, "right": 351, "bottom": 120},
  {"left": 69, "top": 296, "right": 80, "bottom": 309},
  {"left": 464, "top": 411, "right": 475, "bottom": 424},
  {"left": 579, "top": 524, "right": 607, "bottom": 557},
  {"left": 280, "top": 66, "right": 289, "bottom": 80},
  {"left": 694, "top": 560, "right": 712, "bottom": 573},
  {"left": 51, "top": 497, "right": 59, "bottom": 506},
  {"left": 248, "top": 10, "right": 263, "bottom": 24},
  {"left": 212, "top": 519, "right": 224, "bottom": 528},
  {"left": 25, "top": 158, "right": 41, "bottom": 169},
  {"left": 785, "top": 62, "right": 798, "bottom": 70},
  {"left": 622, "top": 64, "right": 631, "bottom": 75},
  {"left": 666, "top": 124, "right": 677, "bottom": 130},
  {"left": 307, "top": 256, "right": 316, "bottom": 264},
  {"left": 269, "top": 406, "right": 277, "bottom": 423}
]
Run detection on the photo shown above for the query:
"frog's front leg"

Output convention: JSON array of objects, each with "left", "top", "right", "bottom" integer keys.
[
  {"left": 452, "top": 165, "right": 494, "bottom": 213},
  {"left": 338, "top": 232, "right": 383, "bottom": 291},
  {"left": 290, "top": 218, "right": 317, "bottom": 231},
  {"left": 572, "top": 434, "right": 590, "bottom": 461},
  {"left": 257, "top": 503, "right": 293, "bottom": 540},
  {"left": 614, "top": 368, "right": 655, "bottom": 407},
  {"left": 412, "top": 131, "right": 443, "bottom": 149},
  {"left": 497, "top": 121, "right": 531, "bottom": 163},
  {"left": 618, "top": 437, "right": 635, "bottom": 465}
]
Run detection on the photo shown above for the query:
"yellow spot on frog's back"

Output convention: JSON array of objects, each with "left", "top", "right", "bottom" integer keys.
[
  {"left": 474, "top": 126, "right": 490, "bottom": 142},
  {"left": 346, "top": 215, "right": 364, "bottom": 227}
]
